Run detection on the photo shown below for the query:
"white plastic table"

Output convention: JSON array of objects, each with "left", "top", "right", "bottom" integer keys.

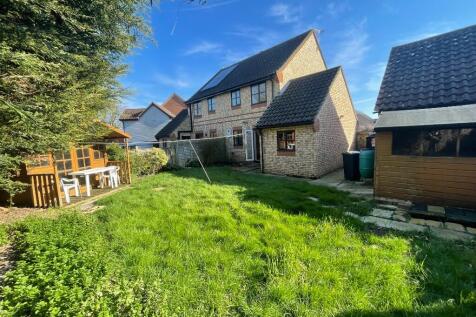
[{"left": 69, "top": 166, "right": 116, "bottom": 196}]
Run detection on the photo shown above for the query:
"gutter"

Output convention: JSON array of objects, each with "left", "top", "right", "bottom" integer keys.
[{"left": 258, "top": 129, "right": 264, "bottom": 173}]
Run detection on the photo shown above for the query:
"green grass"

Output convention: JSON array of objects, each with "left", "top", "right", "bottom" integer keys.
[{"left": 1, "top": 167, "right": 475, "bottom": 316}]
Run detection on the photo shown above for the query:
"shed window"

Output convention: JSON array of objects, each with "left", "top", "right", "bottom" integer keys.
[
  {"left": 251, "top": 82, "right": 266, "bottom": 104},
  {"left": 392, "top": 128, "right": 476, "bottom": 157},
  {"left": 93, "top": 145, "right": 105, "bottom": 160},
  {"left": 233, "top": 128, "right": 243, "bottom": 147},
  {"left": 231, "top": 90, "right": 241, "bottom": 107},
  {"left": 207, "top": 97, "right": 216, "bottom": 112},
  {"left": 277, "top": 130, "right": 295, "bottom": 152},
  {"left": 76, "top": 146, "right": 91, "bottom": 170},
  {"left": 28, "top": 155, "right": 50, "bottom": 167},
  {"left": 54, "top": 151, "right": 73, "bottom": 177}
]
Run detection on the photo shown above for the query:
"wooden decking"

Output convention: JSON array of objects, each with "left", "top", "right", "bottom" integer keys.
[{"left": 64, "top": 185, "right": 130, "bottom": 209}]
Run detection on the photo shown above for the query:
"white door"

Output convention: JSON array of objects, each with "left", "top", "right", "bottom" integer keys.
[{"left": 244, "top": 129, "right": 254, "bottom": 161}]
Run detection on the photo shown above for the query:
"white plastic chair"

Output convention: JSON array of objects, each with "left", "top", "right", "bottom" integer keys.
[
  {"left": 107, "top": 166, "right": 120, "bottom": 188},
  {"left": 60, "top": 178, "right": 81, "bottom": 204}
]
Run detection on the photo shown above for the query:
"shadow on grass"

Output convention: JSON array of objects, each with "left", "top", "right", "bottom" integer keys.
[{"left": 168, "top": 166, "right": 476, "bottom": 316}]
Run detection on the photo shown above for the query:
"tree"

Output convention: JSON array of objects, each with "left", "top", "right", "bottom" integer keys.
[{"left": 0, "top": 0, "right": 151, "bottom": 201}]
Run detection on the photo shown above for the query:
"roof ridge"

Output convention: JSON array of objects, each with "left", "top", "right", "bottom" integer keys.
[{"left": 394, "top": 23, "right": 476, "bottom": 49}]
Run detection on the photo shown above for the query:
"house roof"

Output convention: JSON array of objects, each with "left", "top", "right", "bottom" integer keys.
[
  {"left": 187, "top": 30, "right": 317, "bottom": 103},
  {"left": 155, "top": 109, "right": 190, "bottom": 140},
  {"left": 374, "top": 104, "right": 476, "bottom": 131},
  {"left": 119, "top": 108, "right": 145, "bottom": 121},
  {"left": 356, "top": 111, "right": 376, "bottom": 132},
  {"left": 119, "top": 102, "right": 175, "bottom": 121},
  {"left": 161, "top": 93, "right": 187, "bottom": 116},
  {"left": 375, "top": 24, "right": 476, "bottom": 112},
  {"left": 256, "top": 67, "right": 340, "bottom": 129}
]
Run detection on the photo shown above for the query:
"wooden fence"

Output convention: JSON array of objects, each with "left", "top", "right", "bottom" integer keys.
[
  {"left": 107, "top": 160, "right": 131, "bottom": 184},
  {"left": 30, "top": 173, "right": 62, "bottom": 208}
]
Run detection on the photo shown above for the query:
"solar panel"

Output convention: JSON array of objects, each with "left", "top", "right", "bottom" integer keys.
[{"left": 200, "top": 64, "right": 238, "bottom": 91}]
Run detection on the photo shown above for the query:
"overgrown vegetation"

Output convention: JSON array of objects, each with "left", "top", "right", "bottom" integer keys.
[
  {"left": 130, "top": 148, "right": 169, "bottom": 176},
  {"left": 1, "top": 168, "right": 474, "bottom": 316},
  {"left": 106, "top": 143, "right": 127, "bottom": 161},
  {"left": 0, "top": 0, "right": 151, "bottom": 198}
]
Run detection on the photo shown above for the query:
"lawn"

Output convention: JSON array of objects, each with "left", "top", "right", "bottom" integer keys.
[{"left": 1, "top": 167, "right": 475, "bottom": 316}]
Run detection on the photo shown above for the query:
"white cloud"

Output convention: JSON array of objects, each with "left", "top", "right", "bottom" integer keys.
[
  {"left": 331, "top": 19, "right": 371, "bottom": 68},
  {"left": 326, "top": 1, "right": 350, "bottom": 17},
  {"left": 394, "top": 21, "right": 456, "bottom": 45},
  {"left": 154, "top": 72, "right": 190, "bottom": 89},
  {"left": 269, "top": 3, "right": 302, "bottom": 24},
  {"left": 183, "top": 41, "right": 222, "bottom": 56},
  {"left": 365, "top": 62, "right": 387, "bottom": 92}
]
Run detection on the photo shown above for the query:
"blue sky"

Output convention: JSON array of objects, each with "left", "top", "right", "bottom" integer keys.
[{"left": 120, "top": 0, "right": 476, "bottom": 117}]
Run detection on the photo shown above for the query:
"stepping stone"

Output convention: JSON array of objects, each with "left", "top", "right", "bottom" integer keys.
[
  {"left": 429, "top": 227, "right": 474, "bottom": 241},
  {"left": 444, "top": 222, "right": 466, "bottom": 232},
  {"left": 466, "top": 227, "right": 476, "bottom": 235},
  {"left": 370, "top": 208, "right": 393, "bottom": 219},
  {"left": 308, "top": 196, "right": 320, "bottom": 202},
  {"left": 361, "top": 216, "right": 426, "bottom": 233},
  {"left": 153, "top": 187, "right": 166, "bottom": 192},
  {"left": 410, "top": 218, "right": 443, "bottom": 228},
  {"left": 392, "top": 214, "right": 408, "bottom": 222},
  {"left": 377, "top": 204, "right": 398, "bottom": 211},
  {"left": 427, "top": 205, "right": 446, "bottom": 215}
]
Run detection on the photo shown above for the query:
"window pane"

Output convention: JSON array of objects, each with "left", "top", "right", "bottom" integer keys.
[
  {"left": 251, "top": 85, "right": 258, "bottom": 94},
  {"left": 85, "top": 158, "right": 90, "bottom": 167},
  {"left": 393, "top": 129, "right": 458, "bottom": 156},
  {"left": 259, "top": 92, "right": 266, "bottom": 102},
  {"left": 460, "top": 128, "right": 476, "bottom": 157},
  {"left": 259, "top": 82, "right": 266, "bottom": 92},
  {"left": 65, "top": 160, "right": 72, "bottom": 170},
  {"left": 77, "top": 148, "right": 83, "bottom": 157},
  {"left": 78, "top": 160, "right": 84, "bottom": 168},
  {"left": 252, "top": 94, "right": 259, "bottom": 104}
]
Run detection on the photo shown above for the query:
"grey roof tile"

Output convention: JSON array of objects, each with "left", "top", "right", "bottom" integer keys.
[
  {"left": 375, "top": 24, "right": 476, "bottom": 112},
  {"left": 155, "top": 109, "right": 190, "bottom": 140},
  {"left": 119, "top": 108, "right": 145, "bottom": 121},
  {"left": 187, "top": 30, "right": 316, "bottom": 103},
  {"left": 256, "top": 67, "right": 340, "bottom": 129}
]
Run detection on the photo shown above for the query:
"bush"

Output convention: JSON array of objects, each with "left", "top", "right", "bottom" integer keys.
[
  {"left": 130, "top": 148, "right": 169, "bottom": 176},
  {"left": 0, "top": 213, "right": 161, "bottom": 316},
  {"left": 106, "top": 143, "right": 126, "bottom": 161}
]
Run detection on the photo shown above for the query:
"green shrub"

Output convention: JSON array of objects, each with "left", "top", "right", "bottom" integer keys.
[
  {"left": 106, "top": 143, "right": 126, "bottom": 161},
  {"left": 0, "top": 213, "right": 161, "bottom": 316},
  {"left": 130, "top": 148, "right": 169, "bottom": 176}
]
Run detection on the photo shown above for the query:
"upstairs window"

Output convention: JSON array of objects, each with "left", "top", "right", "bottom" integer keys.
[
  {"left": 277, "top": 130, "right": 296, "bottom": 152},
  {"left": 233, "top": 128, "right": 243, "bottom": 147},
  {"left": 207, "top": 97, "right": 216, "bottom": 112},
  {"left": 251, "top": 82, "right": 266, "bottom": 105},
  {"left": 231, "top": 90, "right": 241, "bottom": 107},
  {"left": 392, "top": 128, "right": 476, "bottom": 157},
  {"left": 193, "top": 103, "right": 202, "bottom": 117}
]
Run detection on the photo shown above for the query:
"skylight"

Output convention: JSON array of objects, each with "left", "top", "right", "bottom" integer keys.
[{"left": 200, "top": 64, "right": 238, "bottom": 91}]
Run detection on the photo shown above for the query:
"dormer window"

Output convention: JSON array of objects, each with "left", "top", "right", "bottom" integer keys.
[{"left": 251, "top": 82, "right": 266, "bottom": 105}]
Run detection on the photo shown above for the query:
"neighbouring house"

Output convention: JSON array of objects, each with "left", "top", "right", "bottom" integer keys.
[
  {"left": 186, "top": 30, "right": 331, "bottom": 163},
  {"left": 0, "top": 124, "right": 132, "bottom": 208},
  {"left": 256, "top": 67, "right": 357, "bottom": 178},
  {"left": 373, "top": 25, "right": 476, "bottom": 208},
  {"left": 155, "top": 108, "right": 192, "bottom": 147},
  {"left": 356, "top": 111, "right": 376, "bottom": 150},
  {"left": 119, "top": 94, "right": 187, "bottom": 148}
]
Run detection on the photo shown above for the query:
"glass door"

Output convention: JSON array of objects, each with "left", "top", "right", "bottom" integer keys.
[{"left": 244, "top": 129, "right": 254, "bottom": 161}]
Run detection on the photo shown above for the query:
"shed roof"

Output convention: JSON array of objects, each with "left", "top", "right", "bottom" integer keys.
[
  {"left": 187, "top": 30, "right": 318, "bottom": 103},
  {"left": 119, "top": 102, "right": 175, "bottom": 121},
  {"left": 375, "top": 24, "right": 476, "bottom": 112},
  {"left": 256, "top": 67, "right": 340, "bottom": 129},
  {"left": 374, "top": 104, "right": 476, "bottom": 131}
]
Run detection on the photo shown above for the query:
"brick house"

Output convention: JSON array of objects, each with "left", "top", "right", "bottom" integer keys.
[
  {"left": 256, "top": 67, "right": 357, "bottom": 178},
  {"left": 119, "top": 94, "right": 186, "bottom": 148},
  {"left": 186, "top": 29, "right": 356, "bottom": 177},
  {"left": 186, "top": 30, "right": 328, "bottom": 162}
]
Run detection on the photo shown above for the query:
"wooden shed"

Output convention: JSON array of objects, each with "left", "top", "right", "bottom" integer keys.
[
  {"left": 1, "top": 124, "right": 132, "bottom": 208},
  {"left": 373, "top": 25, "right": 476, "bottom": 209}
]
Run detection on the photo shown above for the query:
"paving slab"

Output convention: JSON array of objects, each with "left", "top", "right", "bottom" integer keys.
[
  {"left": 444, "top": 222, "right": 466, "bottom": 232},
  {"left": 377, "top": 204, "right": 398, "bottom": 211},
  {"left": 427, "top": 205, "right": 446, "bottom": 215},
  {"left": 392, "top": 214, "right": 408, "bottom": 222},
  {"left": 466, "top": 227, "right": 476, "bottom": 235},
  {"left": 430, "top": 227, "right": 474, "bottom": 241},
  {"left": 370, "top": 208, "right": 394, "bottom": 219}
]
